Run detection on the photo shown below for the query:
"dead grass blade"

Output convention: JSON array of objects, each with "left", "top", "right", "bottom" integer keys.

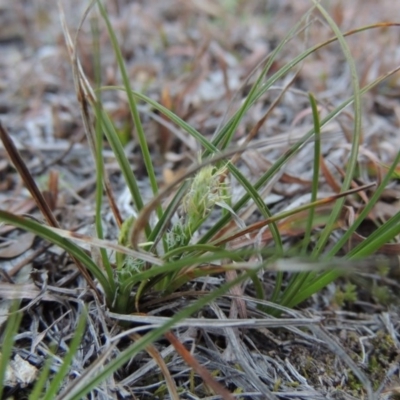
[
  {"left": 46, "top": 226, "right": 163, "bottom": 266},
  {"left": 229, "top": 69, "right": 301, "bottom": 168},
  {"left": 129, "top": 332, "right": 179, "bottom": 400},
  {"left": 0, "top": 123, "right": 58, "bottom": 228},
  {"left": 55, "top": 343, "right": 117, "bottom": 400},
  {"left": 164, "top": 331, "right": 235, "bottom": 400},
  {"left": 58, "top": 0, "right": 122, "bottom": 227},
  {"left": 0, "top": 283, "right": 57, "bottom": 302},
  {"left": 107, "top": 313, "right": 321, "bottom": 330},
  {"left": 214, "top": 182, "right": 376, "bottom": 246},
  {"left": 320, "top": 154, "right": 342, "bottom": 193},
  {"left": 209, "top": 302, "right": 280, "bottom": 399},
  {"left": 0, "top": 123, "right": 100, "bottom": 297}
]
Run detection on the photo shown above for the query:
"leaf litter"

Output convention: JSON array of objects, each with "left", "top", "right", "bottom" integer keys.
[{"left": 0, "top": 0, "right": 400, "bottom": 398}]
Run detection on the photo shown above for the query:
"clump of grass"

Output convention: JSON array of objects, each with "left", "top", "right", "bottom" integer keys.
[{"left": 1, "top": 1, "right": 400, "bottom": 398}]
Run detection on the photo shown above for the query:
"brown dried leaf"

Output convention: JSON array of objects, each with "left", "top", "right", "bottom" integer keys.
[{"left": 320, "top": 154, "right": 341, "bottom": 192}]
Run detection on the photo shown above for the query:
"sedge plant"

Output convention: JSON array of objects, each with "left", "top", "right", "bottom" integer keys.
[
  {"left": 1, "top": 2, "right": 400, "bottom": 396},
  {"left": 0, "top": 1, "right": 400, "bottom": 400},
  {"left": 0, "top": 1, "right": 399, "bottom": 316}
]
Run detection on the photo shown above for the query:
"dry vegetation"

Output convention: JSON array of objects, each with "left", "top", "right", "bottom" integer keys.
[{"left": 1, "top": 1, "right": 400, "bottom": 399}]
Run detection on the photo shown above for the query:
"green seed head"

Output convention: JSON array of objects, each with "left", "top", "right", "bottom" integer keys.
[{"left": 182, "top": 165, "right": 227, "bottom": 221}]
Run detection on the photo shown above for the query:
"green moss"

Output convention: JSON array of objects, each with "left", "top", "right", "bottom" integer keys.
[
  {"left": 345, "top": 331, "right": 399, "bottom": 394},
  {"left": 333, "top": 282, "right": 358, "bottom": 307},
  {"left": 286, "top": 381, "right": 300, "bottom": 388},
  {"left": 153, "top": 383, "right": 168, "bottom": 398},
  {"left": 371, "top": 284, "right": 392, "bottom": 305},
  {"left": 346, "top": 371, "right": 364, "bottom": 394},
  {"left": 273, "top": 378, "right": 282, "bottom": 391}
]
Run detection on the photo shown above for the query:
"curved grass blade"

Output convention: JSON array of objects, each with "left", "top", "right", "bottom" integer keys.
[
  {"left": 208, "top": 7, "right": 316, "bottom": 153},
  {"left": 209, "top": 23, "right": 400, "bottom": 158},
  {"left": 120, "top": 247, "right": 275, "bottom": 293},
  {"left": 347, "top": 212, "right": 400, "bottom": 259},
  {"left": 56, "top": 263, "right": 268, "bottom": 400},
  {"left": 329, "top": 150, "right": 400, "bottom": 258},
  {"left": 302, "top": 93, "right": 321, "bottom": 253},
  {"left": 0, "top": 301, "right": 22, "bottom": 400},
  {"left": 96, "top": 0, "right": 162, "bottom": 221},
  {"left": 91, "top": 16, "right": 115, "bottom": 292},
  {"left": 0, "top": 211, "right": 113, "bottom": 303},
  {"left": 199, "top": 65, "right": 400, "bottom": 245},
  {"left": 287, "top": 151, "right": 400, "bottom": 306},
  {"left": 96, "top": 22, "right": 400, "bottom": 237},
  {"left": 311, "top": 1, "right": 362, "bottom": 257},
  {"left": 163, "top": 243, "right": 235, "bottom": 261},
  {"left": 275, "top": 93, "right": 323, "bottom": 309},
  {"left": 28, "top": 345, "right": 57, "bottom": 400},
  {"left": 99, "top": 108, "right": 151, "bottom": 238},
  {"left": 42, "top": 311, "right": 87, "bottom": 400}
]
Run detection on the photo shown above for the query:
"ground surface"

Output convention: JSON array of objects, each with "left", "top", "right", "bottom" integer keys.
[{"left": 1, "top": 1, "right": 400, "bottom": 399}]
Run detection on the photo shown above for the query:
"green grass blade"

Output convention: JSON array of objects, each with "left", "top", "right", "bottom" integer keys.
[
  {"left": 0, "top": 211, "right": 113, "bottom": 302},
  {"left": 99, "top": 109, "right": 151, "bottom": 237},
  {"left": 121, "top": 247, "right": 275, "bottom": 291},
  {"left": 209, "top": 8, "right": 315, "bottom": 153},
  {"left": 302, "top": 93, "right": 321, "bottom": 253},
  {"left": 163, "top": 243, "right": 233, "bottom": 260},
  {"left": 348, "top": 212, "right": 400, "bottom": 258},
  {"left": 148, "top": 182, "right": 189, "bottom": 253},
  {"left": 91, "top": 16, "right": 115, "bottom": 291},
  {"left": 100, "top": 86, "right": 220, "bottom": 152},
  {"left": 328, "top": 150, "right": 400, "bottom": 258},
  {"left": 42, "top": 311, "right": 87, "bottom": 400},
  {"left": 109, "top": 88, "right": 283, "bottom": 250},
  {"left": 264, "top": 252, "right": 282, "bottom": 304},
  {"left": 311, "top": 2, "right": 361, "bottom": 257},
  {"left": 285, "top": 260, "right": 349, "bottom": 308},
  {"left": 61, "top": 265, "right": 267, "bottom": 400},
  {"left": 96, "top": 0, "right": 162, "bottom": 220},
  {"left": 230, "top": 166, "right": 283, "bottom": 253},
  {"left": 0, "top": 301, "right": 22, "bottom": 399},
  {"left": 287, "top": 133, "right": 400, "bottom": 307},
  {"left": 275, "top": 93, "right": 323, "bottom": 309},
  {"left": 109, "top": 87, "right": 284, "bottom": 251},
  {"left": 29, "top": 344, "right": 57, "bottom": 400}
]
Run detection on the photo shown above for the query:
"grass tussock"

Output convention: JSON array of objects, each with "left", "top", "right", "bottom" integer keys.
[{"left": 0, "top": 1, "right": 400, "bottom": 399}]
